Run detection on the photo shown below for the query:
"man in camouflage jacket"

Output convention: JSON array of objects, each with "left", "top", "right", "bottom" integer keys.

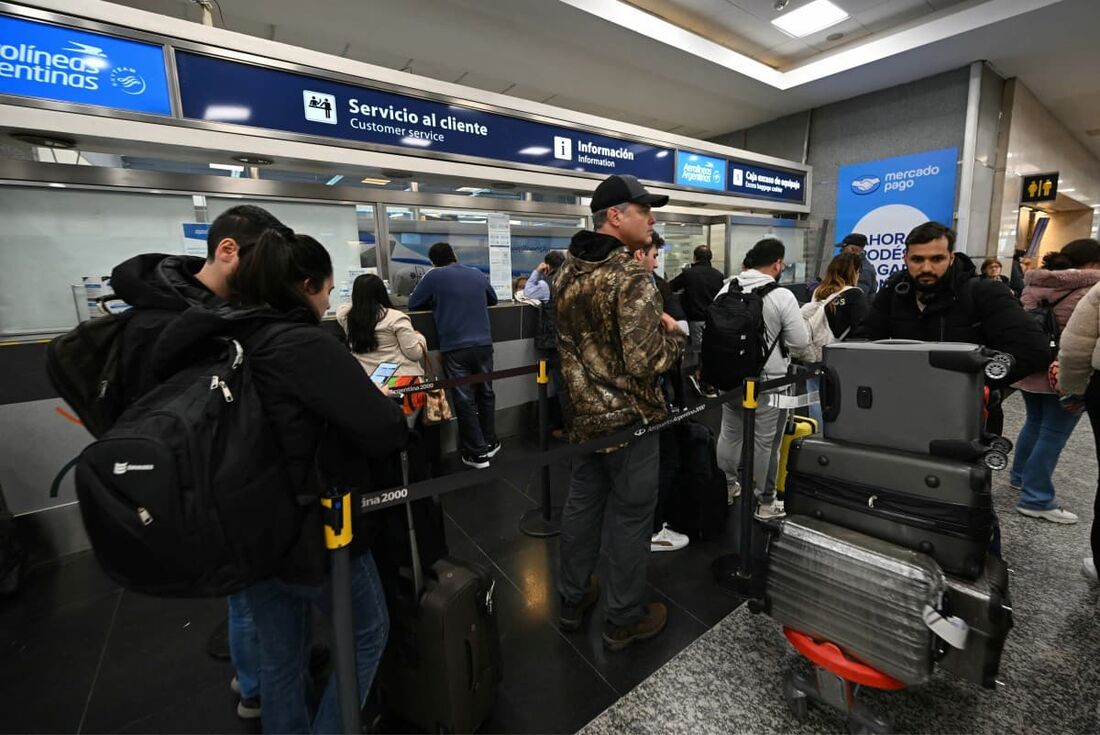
[{"left": 553, "top": 174, "right": 685, "bottom": 651}]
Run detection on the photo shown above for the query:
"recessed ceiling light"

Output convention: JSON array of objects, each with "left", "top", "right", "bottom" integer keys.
[
  {"left": 772, "top": 0, "right": 849, "bottom": 38},
  {"left": 382, "top": 169, "right": 414, "bottom": 179},
  {"left": 826, "top": 32, "right": 844, "bottom": 41},
  {"left": 232, "top": 155, "right": 273, "bottom": 166},
  {"left": 360, "top": 177, "right": 392, "bottom": 186}
]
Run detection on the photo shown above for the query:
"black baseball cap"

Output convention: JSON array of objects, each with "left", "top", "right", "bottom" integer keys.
[
  {"left": 841, "top": 233, "right": 868, "bottom": 248},
  {"left": 590, "top": 174, "right": 669, "bottom": 213}
]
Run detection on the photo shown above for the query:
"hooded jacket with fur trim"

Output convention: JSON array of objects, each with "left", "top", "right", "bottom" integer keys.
[{"left": 1014, "top": 267, "right": 1100, "bottom": 393}]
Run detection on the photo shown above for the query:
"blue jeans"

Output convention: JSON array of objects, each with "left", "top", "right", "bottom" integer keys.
[
  {"left": 1011, "top": 391, "right": 1083, "bottom": 511},
  {"left": 443, "top": 345, "right": 497, "bottom": 456},
  {"left": 227, "top": 592, "right": 260, "bottom": 699},
  {"left": 246, "top": 552, "right": 390, "bottom": 735}
]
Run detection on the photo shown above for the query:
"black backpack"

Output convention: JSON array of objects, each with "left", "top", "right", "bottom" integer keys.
[
  {"left": 1025, "top": 292, "right": 1072, "bottom": 361},
  {"left": 45, "top": 305, "right": 132, "bottom": 438},
  {"left": 701, "top": 281, "right": 780, "bottom": 391},
  {"left": 74, "top": 331, "right": 303, "bottom": 597}
]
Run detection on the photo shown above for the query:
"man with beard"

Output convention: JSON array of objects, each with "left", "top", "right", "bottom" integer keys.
[{"left": 857, "top": 221, "right": 1048, "bottom": 433}]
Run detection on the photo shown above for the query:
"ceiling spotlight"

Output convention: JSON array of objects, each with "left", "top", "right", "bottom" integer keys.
[
  {"left": 774, "top": 0, "right": 790, "bottom": 9},
  {"left": 11, "top": 132, "right": 75, "bottom": 149},
  {"left": 232, "top": 155, "right": 273, "bottom": 165},
  {"left": 381, "top": 169, "right": 414, "bottom": 179}
]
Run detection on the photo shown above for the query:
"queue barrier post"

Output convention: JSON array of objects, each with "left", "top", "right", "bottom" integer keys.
[
  {"left": 322, "top": 488, "right": 362, "bottom": 735},
  {"left": 519, "top": 358, "right": 561, "bottom": 537}
]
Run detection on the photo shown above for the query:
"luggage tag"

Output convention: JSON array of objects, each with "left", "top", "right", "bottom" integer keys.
[{"left": 922, "top": 605, "right": 969, "bottom": 649}]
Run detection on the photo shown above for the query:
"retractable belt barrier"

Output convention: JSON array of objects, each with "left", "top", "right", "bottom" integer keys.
[
  {"left": 386, "top": 364, "right": 539, "bottom": 395},
  {"left": 358, "top": 366, "right": 818, "bottom": 516}
]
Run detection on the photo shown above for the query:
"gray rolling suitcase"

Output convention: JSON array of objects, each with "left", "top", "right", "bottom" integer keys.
[
  {"left": 766, "top": 516, "right": 949, "bottom": 685},
  {"left": 785, "top": 437, "right": 995, "bottom": 579},
  {"left": 820, "top": 341, "right": 1009, "bottom": 465}
]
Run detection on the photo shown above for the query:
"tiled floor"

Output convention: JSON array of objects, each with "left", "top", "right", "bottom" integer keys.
[{"left": 0, "top": 419, "right": 745, "bottom": 734}]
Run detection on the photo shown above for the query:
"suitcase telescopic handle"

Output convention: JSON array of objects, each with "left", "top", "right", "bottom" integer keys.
[
  {"left": 401, "top": 450, "right": 424, "bottom": 599},
  {"left": 820, "top": 365, "right": 841, "bottom": 423}
]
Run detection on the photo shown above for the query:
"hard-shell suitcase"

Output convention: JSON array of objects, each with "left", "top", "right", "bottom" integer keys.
[
  {"left": 786, "top": 437, "right": 994, "bottom": 579},
  {"left": 821, "top": 341, "right": 1009, "bottom": 464},
  {"left": 777, "top": 415, "right": 817, "bottom": 495},
  {"left": 766, "top": 516, "right": 947, "bottom": 685},
  {"left": 940, "top": 555, "right": 1013, "bottom": 688},
  {"left": 377, "top": 452, "right": 502, "bottom": 733}
]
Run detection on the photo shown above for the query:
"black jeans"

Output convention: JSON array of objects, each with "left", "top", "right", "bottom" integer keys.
[
  {"left": 443, "top": 345, "right": 497, "bottom": 456},
  {"left": 1086, "top": 374, "right": 1100, "bottom": 565}
]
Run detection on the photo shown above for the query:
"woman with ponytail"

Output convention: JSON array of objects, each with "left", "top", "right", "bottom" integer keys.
[
  {"left": 226, "top": 230, "right": 407, "bottom": 734},
  {"left": 1010, "top": 238, "right": 1100, "bottom": 524}
]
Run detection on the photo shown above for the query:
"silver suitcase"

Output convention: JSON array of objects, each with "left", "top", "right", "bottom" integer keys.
[
  {"left": 821, "top": 341, "right": 1004, "bottom": 459},
  {"left": 766, "top": 516, "right": 947, "bottom": 685}
]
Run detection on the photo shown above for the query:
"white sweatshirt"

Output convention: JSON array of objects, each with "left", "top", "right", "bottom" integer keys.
[{"left": 716, "top": 270, "right": 811, "bottom": 379}]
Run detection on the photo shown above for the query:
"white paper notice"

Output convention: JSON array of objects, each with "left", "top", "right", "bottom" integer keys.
[{"left": 487, "top": 213, "right": 513, "bottom": 301}]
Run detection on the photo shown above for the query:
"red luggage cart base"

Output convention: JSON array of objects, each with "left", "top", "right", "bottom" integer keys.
[{"left": 783, "top": 628, "right": 902, "bottom": 734}]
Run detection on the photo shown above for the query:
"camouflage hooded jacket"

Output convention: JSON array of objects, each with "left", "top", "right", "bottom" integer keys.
[{"left": 553, "top": 230, "right": 686, "bottom": 443}]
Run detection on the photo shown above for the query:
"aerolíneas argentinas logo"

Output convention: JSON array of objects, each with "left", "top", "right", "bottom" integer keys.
[{"left": 0, "top": 38, "right": 148, "bottom": 95}]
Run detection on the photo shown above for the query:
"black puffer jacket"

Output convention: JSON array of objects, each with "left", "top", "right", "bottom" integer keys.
[
  {"left": 111, "top": 254, "right": 225, "bottom": 409},
  {"left": 151, "top": 305, "right": 408, "bottom": 585},
  {"left": 669, "top": 262, "right": 724, "bottom": 321},
  {"left": 856, "top": 252, "right": 1048, "bottom": 383}
]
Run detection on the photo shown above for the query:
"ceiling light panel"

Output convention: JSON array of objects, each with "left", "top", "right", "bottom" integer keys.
[{"left": 772, "top": 0, "right": 850, "bottom": 38}]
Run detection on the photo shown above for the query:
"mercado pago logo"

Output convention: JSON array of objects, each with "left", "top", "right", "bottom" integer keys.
[{"left": 0, "top": 38, "right": 149, "bottom": 94}]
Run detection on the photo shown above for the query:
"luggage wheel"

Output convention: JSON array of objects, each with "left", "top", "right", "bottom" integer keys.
[
  {"left": 783, "top": 668, "right": 894, "bottom": 734},
  {"left": 982, "top": 450, "right": 1009, "bottom": 471},
  {"left": 987, "top": 437, "right": 1013, "bottom": 454}
]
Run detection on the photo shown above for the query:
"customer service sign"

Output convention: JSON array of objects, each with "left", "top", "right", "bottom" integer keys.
[{"left": 835, "top": 148, "right": 958, "bottom": 287}]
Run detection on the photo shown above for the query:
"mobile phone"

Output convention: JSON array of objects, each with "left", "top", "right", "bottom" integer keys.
[{"left": 370, "top": 362, "right": 399, "bottom": 385}]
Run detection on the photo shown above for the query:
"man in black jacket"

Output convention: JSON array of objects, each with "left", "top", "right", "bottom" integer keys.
[
  {"left": 110, "top": 205, "right": 291, "bottom": 721},
  {"left": 857, "top": 221, "right": 1048, "bottom": 432},
  {"left": 669, "top": 245, "right": 724, "bottom": 394}
]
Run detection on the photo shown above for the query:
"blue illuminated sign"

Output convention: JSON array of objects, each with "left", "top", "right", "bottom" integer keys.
[
  {"left": 728, "top": 161, "right": 806, "bottom": 203},
  {"left": 675, "top": 151, "right": 726, "bottom": 191},
  {"left": 835, "top": 147, "right": 958, "bottom": 287},
  {"left": 176, "top": 52, "right": 673, "bottom": 182},
  {"left": 0, "top": 14, "right": 171, "bottom": 115}
]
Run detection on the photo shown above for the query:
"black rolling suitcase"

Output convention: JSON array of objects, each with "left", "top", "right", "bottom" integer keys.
[
  {"left": 821, "top": 341, "right": 1012, "bottom": 467},
  {"left": 664, "top": 420, "right": 728, "bottom": 540},
  {"left": 786, "top": 437, "right": 994, "bottom": 579},
  {"left": 378, "top": 452, "right": 502, "bottom": 734}
]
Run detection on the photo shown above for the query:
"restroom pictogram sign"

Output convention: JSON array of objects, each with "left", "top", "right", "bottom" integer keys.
[{"left": 1021, "top": 172, "right": 1059, "bottom": 204}]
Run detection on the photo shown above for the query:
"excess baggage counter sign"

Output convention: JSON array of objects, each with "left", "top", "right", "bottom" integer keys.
[
  {"left": 176, "top": 52, "right": 673, "bottom": 182},
  {"left": 0, "top": 14, "right": 172, "bottom": 116},
  {"left": 727, "top": 161, "right": 806, "bottom": 203},
  {"left": 835, "top": 147, "right": 958, "bottom": 288}
]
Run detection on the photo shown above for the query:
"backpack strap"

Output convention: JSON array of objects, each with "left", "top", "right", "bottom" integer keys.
[
  {"left": 819, "top": 285, "right": 857, "bottom": 308},
  {"left": 750, "top": 280, "right": 784, "bottom": 360},
  {"left": 49, "top": 455, "right": 81, "bottom": 498}
]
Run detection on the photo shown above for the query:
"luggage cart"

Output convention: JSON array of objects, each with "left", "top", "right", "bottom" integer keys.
[{"left": 782, "top": 628, "right": 903, "bottom": 735}]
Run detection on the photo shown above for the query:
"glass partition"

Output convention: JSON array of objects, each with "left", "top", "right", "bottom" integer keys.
[
  {"left": 0, "top": 187, "right": 198, "bottom": 334},
  {"left": 384, "top": 206, "right": 580, "bottom": 299},
  {"left": 728, "top": 221, "right": 808, "bottom": 283}
]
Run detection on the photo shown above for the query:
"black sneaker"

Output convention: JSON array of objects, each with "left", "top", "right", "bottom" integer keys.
[
  {"left": 484, "top": 441, "right": 502, "bottom": 458},
  {"left": 559, "top": 575, "right": 600, "bottom": 632},
  {"left": 461, "top": 452, "right": 490, "bottom": 469}
]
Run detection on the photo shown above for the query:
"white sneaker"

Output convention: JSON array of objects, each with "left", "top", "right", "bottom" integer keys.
[
  {"left": 727, "top": 480, "right": 741, "bottom": 506},
  {"left": 1016, "top": 506, "right": 1079, "bottom": 524},
  {"left": 650, "top": 523, "right": 689, "bottom": 552},
  {"left": 1083, "top": 557, "right": 1098, "bottom": 584},
  {"left": 754, "top": 500, "right": 786, "bottom": 521}
]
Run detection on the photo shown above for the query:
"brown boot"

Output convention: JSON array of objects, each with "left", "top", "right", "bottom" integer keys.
[
  {"left": 602, "top": 602, "right": 668, "bottom": 651},
  {"left": 558, "top": 575, "right": 600, "bottom": 632}
]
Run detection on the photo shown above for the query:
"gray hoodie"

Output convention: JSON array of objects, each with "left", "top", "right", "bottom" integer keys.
[{"left": 716, "top": 270, "right": 811, "bottom": 379}]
